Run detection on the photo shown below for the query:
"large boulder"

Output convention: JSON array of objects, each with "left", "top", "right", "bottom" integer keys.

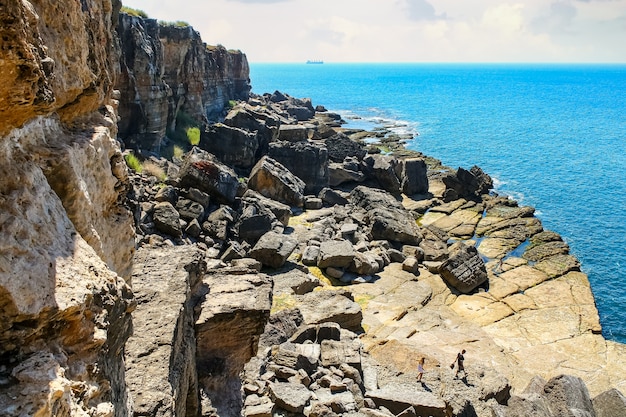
[
  {"left": 324, "top": 132, "right": 367, "bottom": 163},
  {"left": 296, "top": 290, "right": 363, "bottom": 332},
  {"left": 318, "top": 240, "right": 356, "bottom": 269},
  {"left": 363, "top": 154, "right": 401, "bottom": 194},
  {"left": 200, "top": 123, "right": 259, "bottom": 169},
  {"left": 269, "top": 382, "right": 312, "bottom": 413},
  {"left": 235, "top": 191, "right": 289, "bottom": 243},
  {"left": 442, "top": 165, "right": 493, "bottom": 201},
  {"left": 278, "top": 124, "right": 310, "bottom": 142},
  {"left": 196, "top": 270, "right": 273, "bottom": 415},
  {"left": 224, "top": 105, "right": 279, "bottom": 157},
  {"left": 248, "top": 156, "right": 306, "bottom": 207},
  {"left": 126, "top": 246, "right": 205, "bottom": 417},
  {"left": 178, "top": 147, "right": 245, "bottom": 204},
  {"left": 593, "top": 388, "right": 626, "bottom": 417},
  {"left": 350, "top": 186, "right": 423, "bottom": 245},
  {"left": 268, "top": 141, "right": 329, "bottom": 194},
  {"left": 153, "top": 201, "right": 182, "bottom": 237},
  {"left": 438, "top": 241, "right": 487, "bottom": 293},
  {"left": 366, "top": 385, "right": 447, "bottom": 417},
  {"left": 249, "top": 231, "right": 298, "bottom": 269},
  {"left": 544, "top": 375, "right": 595, "bottom": 417},
  {"left": 395, "top": 158, "right": 428, "bottom": 195}
]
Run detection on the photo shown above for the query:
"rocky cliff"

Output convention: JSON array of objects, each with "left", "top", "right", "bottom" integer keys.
[
  {"left": 0, "top": 0, "right": 135, "bottom": 415},
  {"left": 116, "top": 12, "right": 250, "bottom": 152}
]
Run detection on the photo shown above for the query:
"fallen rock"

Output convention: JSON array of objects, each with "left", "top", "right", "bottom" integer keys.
[
  {"left": 268, "top": 140, "right": 329, "bottom": 194},
  {"left": 439, "top": 241, "right": 488, "bottom": 293},
  {"left": 269, "top": 381, "right": 312, "bottom": 413},
  {"left": 200, "top": 123, "right": 259, "bottom": 169},
  {"left": 318, "top": 240, "right": 356, "bottom": 269},
  {"left": 350, "top": 186, "right": 423, "bottom": 245},
  {"left": 178, "top": 147, "right": 245, "bottom": 204},
  {"left": 248, "top": 156, "right": 306, "bottom": 207},
  {"left": 153, "top": 201, "right": 182, "bottom": 237},
  {"left": 544, "top": 375, "right": 595, "bottom": 417},
  {"left": 249, "top": 231, "right": 298, "bottom": 269},
  {"left": 297, "top": 290, "right": 363, "bottom": 332},
  {"left": 593, "top": 388, "right": 626, "bottom": 417},
  {"left": 126, "top": 246, "right": 205, "bottom": 417},
  {"left": 366, "top": 385, "right": 447, "bottom": 417}
]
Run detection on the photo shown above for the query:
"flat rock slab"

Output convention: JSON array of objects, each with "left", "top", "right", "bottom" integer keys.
[
  {"left": 367, "top": 385, "right": 447, "bottom": 417},
  {"left": 269, "top": 381, "right": 312, "bottom": 413},
  {"left": 296, "top": 290, "right": 363, "bottom": 332}
]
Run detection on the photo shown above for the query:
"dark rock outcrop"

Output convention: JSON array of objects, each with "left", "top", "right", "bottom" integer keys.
[
  {"left": 268, "top": 141, "right": 329, "bottom": 194},
  {"left": 248, "top": 156, "right": 306, "bottom": 207},
  {"left": 177, "top": 147, "right": 245, "bottom": 204},
  {"left": 438, "top": 241, "right": 488, "bottom": 293}
]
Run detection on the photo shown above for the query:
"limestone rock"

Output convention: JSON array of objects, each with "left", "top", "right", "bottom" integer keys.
[
  {"left": 351, "top": 186, "right": 423, "bottom": 245},
  {"left": 363, "top": 154, "right": 401, "bottom": 194},
  {"left": 439, "top": 241, "right": 488, "bottom": 293},
  {"left": 297, "top": 291, "right": 363, "bottom": 332},
  {"left": 544, "top": 375, "right": 595, "bottom": 417},
  {"left": 248, "top": 156, "right": 306, "bottom": 207},
  {"left": 366, "top": 385, "right": 447, "bottom": 417},
  {"left": 201, "top": 123, "right": 259, "bottom": 169},
  {"left": 593, "top": 388, "right": 626, "bottom": 417},
  {"left": 125, "top": 246, "right": 206, "bottom": 417},
  {"left": 395, "top": 157, "right": 429, "bottom": 196},
  {"left": 269, "top": 382, "right": 312, "bottom": 413},
  {"left": 268, "top": 141, "right": 329, "bottom": 194},
  {"left": 318, "top": 240, "right": 356, "bottom": 269},
  {"left": 195, "top": 270, "right": 273, "bottom": 414},
  {"left": 117, "top": 14, "right": 170, "bottom": 151},
  {"left": 249, "top": 231, "right": 298, "bottom": 269},
  {"left": 324, "top": 132, "right": 367, "bottom": 163},
  {"left": 178, "top": 147, "right": 245, "bottom": 204},
  {"left": 153, "top": 201, "right": 182, "bottom": 237}
]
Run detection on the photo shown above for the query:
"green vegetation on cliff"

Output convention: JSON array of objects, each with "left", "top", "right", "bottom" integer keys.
[{"left": 120, "top": 6, "right": 148, "bottom": 18}]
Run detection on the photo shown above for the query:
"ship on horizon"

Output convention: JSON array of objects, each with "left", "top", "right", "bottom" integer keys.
[{"left": 306, "top": 60, "right": 324, "bottom": 64}]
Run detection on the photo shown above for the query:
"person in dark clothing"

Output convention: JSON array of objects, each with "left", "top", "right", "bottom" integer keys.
[{"left": 451, "top": 349, "right": 466, "bottom": 378}]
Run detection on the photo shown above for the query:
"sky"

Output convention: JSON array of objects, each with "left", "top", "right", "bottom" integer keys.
[{"left": 122, "top": 0, "right": 626, "bottom": 63}]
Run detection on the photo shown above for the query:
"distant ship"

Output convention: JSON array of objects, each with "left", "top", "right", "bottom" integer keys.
[{"left": 306, "top": 60, "right": 324, "bottom": 64}]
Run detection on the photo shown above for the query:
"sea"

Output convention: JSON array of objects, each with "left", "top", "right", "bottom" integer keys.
[{"left": 249, "top": 63, "right": 626, "bottom": 344}]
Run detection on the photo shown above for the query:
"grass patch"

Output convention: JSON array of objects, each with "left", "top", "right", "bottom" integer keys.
[
  {"left": 186, "top": 127, "right": 200, "bottom": 146},
  {"left": 120, "top": 6, "right": 148, "bottom": 18},
  {"left": 173, "top": 145, "right": 185, "bottom": 159},
  {"left": 159, "top": 20, "right": 190, "bottom": 27},
  {"left": 142, "top": 161, "right": 167, "bottom": 181},
  {"left": 124, "top": 153, "right": 143, "bottom": 173},
  {"left": 227, "top": 100, "right": 237, "bottom": 109}
]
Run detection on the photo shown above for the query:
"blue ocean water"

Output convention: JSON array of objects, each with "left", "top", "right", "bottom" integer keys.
[{"left": 249, "top": 63, "right": 626, "bottom": 344}]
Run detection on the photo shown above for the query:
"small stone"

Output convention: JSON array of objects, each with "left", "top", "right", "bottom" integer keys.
[{"left": 326, "top": 267, "right": 344, "bottom": 279}]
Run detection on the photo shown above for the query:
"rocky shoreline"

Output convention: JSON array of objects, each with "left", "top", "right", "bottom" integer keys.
[
  {"left": 1, "top": 2, "right": 625, "bottom": 416},
  {"left": 120, "top": 91, "right": 626, "bottom": 417}
]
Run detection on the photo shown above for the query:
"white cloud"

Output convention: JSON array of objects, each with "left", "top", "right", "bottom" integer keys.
[{"left": 122, "top": 0, "right": 626, "bottom": 62}]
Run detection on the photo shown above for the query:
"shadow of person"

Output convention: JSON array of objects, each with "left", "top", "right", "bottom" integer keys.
[{"left": 420, "top": 381, "right": 432, "bottom": 392}]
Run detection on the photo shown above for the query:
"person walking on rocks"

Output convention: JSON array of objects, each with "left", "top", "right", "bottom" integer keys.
[
  {"left": 417, "top": 357, "right": 425, "bottom": 382},
  {"left": 451, "top": 349, "right": 466, "bottom": 378}
]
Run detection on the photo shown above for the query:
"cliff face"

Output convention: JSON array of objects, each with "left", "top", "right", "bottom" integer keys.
[
  {"left": 116, "top": 14, "right": 251, "bottom": 152},
  {"left": 0, "top": 1, "right": 135, "bottom": 415}
]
